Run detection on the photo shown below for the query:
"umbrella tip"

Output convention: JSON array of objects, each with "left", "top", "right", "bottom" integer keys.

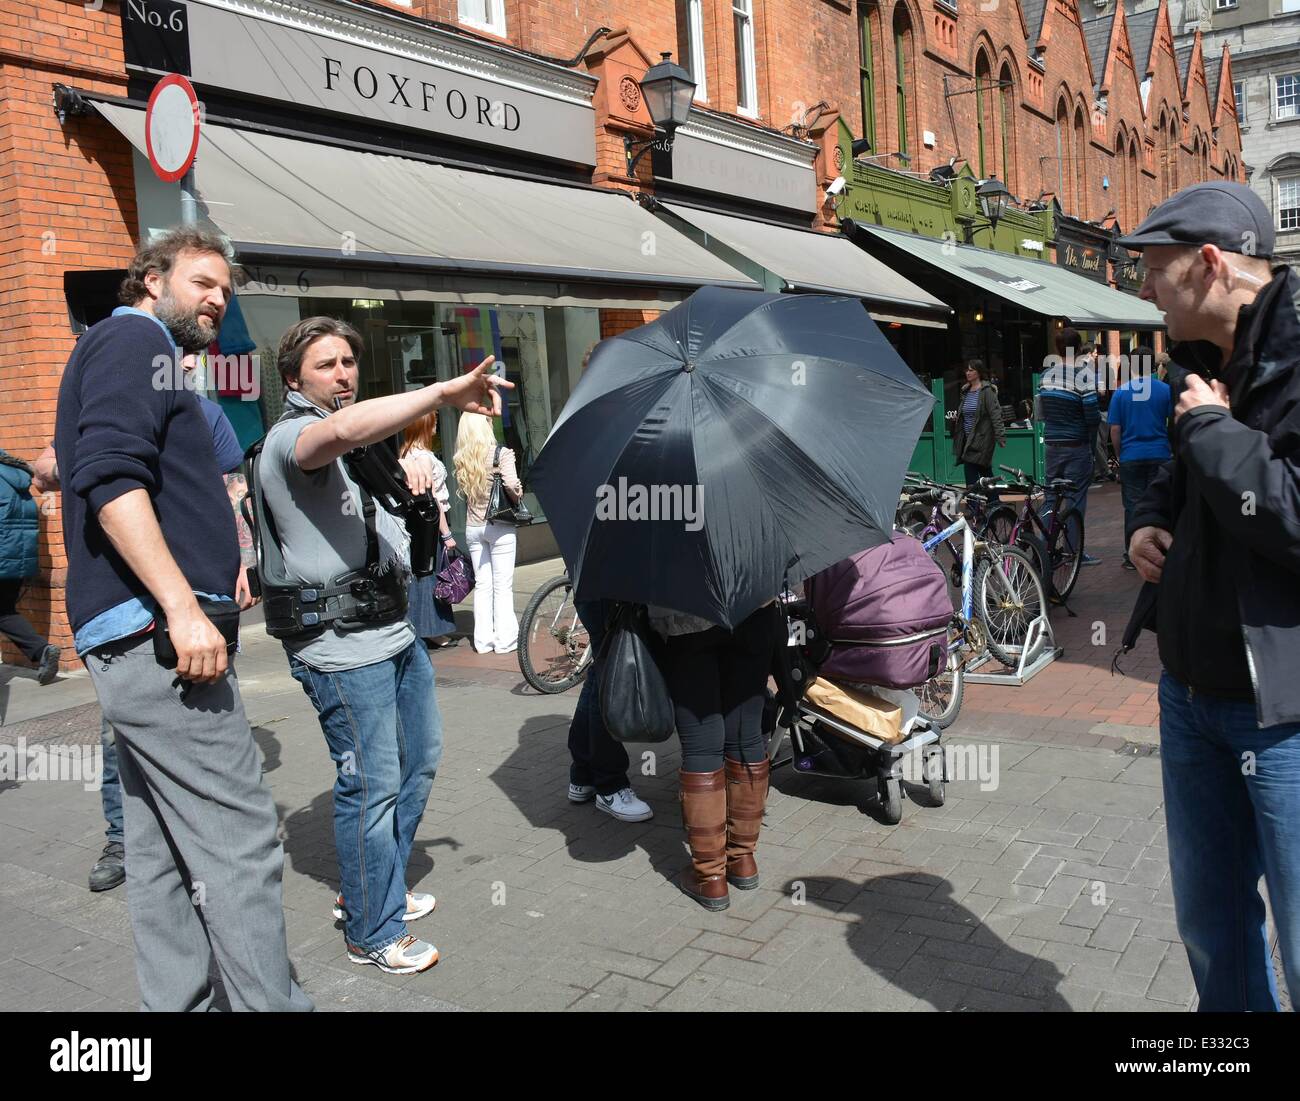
[{"left": 684, "top": 361, "right": 695, "bottom": 373}]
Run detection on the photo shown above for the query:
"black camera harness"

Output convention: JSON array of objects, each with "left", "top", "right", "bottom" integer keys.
[{"left": 241, "top": 406, "right": 439, "bottom": 640}]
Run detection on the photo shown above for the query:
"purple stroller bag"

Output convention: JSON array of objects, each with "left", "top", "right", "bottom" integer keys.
[{"left": 806, "top": 533, "right": 952, "bottom": 689}]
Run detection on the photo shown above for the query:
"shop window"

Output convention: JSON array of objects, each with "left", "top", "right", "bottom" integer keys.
[
  {"left": 235, "top": 292, "right": 600, "bottom": 532},
  {"left": 733, "top": 0, "right": 758, "bottom": 116},
  {"left": 677, "top": 0, "right": 709, "bottom": 102},
  {"left": 458, "top": 0, "right": 506, "bottom": 37},
  {"left": 1275, "top": 73, "right": 1299, "bottom": 121},
  {"left": 1279, "top": 177, "right": 1300, "bottom": 231}
]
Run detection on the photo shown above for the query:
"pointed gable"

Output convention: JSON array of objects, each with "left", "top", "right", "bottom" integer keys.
[
  {"left": 1081, "top": 13, "right": 1114, "bottom": 92},
  {"left": 1127, "top": 9, "right": 1158, "bottom": 78},
  {"left": 1212, "top": 46, "right": 1237, "bottom": 129},
  {"left": 1023, "top": 0, "right": 1048, "bottom": 47}
]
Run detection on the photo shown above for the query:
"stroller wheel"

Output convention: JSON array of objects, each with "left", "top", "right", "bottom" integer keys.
[
  {"left": 923, "top": 748, "right": 946, "bottom": 806},
  {"left": 877, "top": 775, "right": 903, "bottom": 825}
]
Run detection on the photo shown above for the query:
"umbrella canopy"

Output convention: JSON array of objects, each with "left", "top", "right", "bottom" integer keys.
[{"left": 529, "top": 286, "right": 934, "bottom": 628}]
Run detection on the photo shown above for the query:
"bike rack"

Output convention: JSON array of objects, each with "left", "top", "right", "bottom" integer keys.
[{"left": 963, "top": 614, "right": 1062, "bottom": 686}]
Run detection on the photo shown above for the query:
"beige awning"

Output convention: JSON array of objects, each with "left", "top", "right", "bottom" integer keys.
[{"left": 92, "top": 101, "right": 761, "bottom": 298}]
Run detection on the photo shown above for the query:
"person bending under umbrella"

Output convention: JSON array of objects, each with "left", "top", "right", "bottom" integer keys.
[{"left": 649, "top": 601, "right": 781, "bottom": 911}]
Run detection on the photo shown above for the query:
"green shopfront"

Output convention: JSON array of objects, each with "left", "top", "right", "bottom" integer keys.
[{"left": 831, "top": 121, "right": 1162, "bottom": 483}]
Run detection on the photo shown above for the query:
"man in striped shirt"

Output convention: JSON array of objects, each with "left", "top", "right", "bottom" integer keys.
[{"left": 1038, "top": 327, "right": 1102, "bottom": 564}]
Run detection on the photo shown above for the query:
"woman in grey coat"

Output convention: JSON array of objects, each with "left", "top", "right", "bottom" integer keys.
[{"left": 951, "top": 359, "right": 1006, "bottom": 489}]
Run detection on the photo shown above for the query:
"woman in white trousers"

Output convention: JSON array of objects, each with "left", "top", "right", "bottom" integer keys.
[{"left": 454, "top": 412, "right": 522, "bottom": 654}]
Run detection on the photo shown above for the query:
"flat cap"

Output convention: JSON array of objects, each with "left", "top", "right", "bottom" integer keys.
[{"left": 1117, "top": 181, "right": 1274, "bottom": 258}]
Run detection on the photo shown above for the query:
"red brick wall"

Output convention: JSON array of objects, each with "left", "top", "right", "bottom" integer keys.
[{"left": 0, "top": 0, "right": 137, "bottom": 668}]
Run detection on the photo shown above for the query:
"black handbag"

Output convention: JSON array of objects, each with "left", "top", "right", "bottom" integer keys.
[
  {"left": 487, "top": 445, "right": 534, "bottom": 526},
  {"left": 598, "top": 603, "right": 675, "bottom": 743}
]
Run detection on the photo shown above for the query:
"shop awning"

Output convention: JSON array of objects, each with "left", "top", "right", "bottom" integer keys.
[
  {"left": 847, "top": 222, "right": 1165, "bottom": 330},
  {"left": 656, "top": 203, "right": 950, "bottom": 328},
  {"left": 91, "top": 101, "right": 760, "bottom": 296}
]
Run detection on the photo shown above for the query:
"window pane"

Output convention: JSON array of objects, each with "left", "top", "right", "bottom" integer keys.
[
  {"left": 733, "top": 2, "right": 754, "bottom": 112},
  {"left": 1281, "top": 178, "right": 1300, "bottom": 231},
  {"left": 1233, "top": 81, "right": 1244, "bottom": 120},
  {"left": 1278, "top": 74, "right": 1299, "bottom": 119}
]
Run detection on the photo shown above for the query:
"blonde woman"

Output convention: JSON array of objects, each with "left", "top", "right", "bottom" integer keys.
[{"left": 455, "top": 412, "right": 522, "bottom": 654}]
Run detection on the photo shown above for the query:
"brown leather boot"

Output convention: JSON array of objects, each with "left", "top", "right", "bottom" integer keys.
[
  {"left": 725, "top": 756, "right": 769, "bottom": 889},
  {"left": 678, "top": 768, "right": 729, "bottom": 911}
]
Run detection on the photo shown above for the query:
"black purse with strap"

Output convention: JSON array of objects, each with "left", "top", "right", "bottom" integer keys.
[{"left": 487, "top": 444, "right": 534, "bottom": 526}]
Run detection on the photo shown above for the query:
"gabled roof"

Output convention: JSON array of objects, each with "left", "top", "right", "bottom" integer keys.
[
  {"left": 1081, "top": 14, "right": 1114, "bottom": 91},
  {"left": 1176, "top": 43, "right": 1193, "bottom": 90},
  {"left": 1023, "top": 0, "right": 1048, "bottom": 45},
  {"left": 1127, "top": 9, "right": 1158, "bottom": 77}
]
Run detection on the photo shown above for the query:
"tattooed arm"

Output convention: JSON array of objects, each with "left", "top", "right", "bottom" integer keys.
[{"left": 225, "top": 472, "right": 259, "bottom": 608}]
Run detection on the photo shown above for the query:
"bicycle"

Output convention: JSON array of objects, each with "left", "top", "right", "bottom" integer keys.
[
  {"left": 995, "top": 465, "right": 1086, "bottom": 603},
  {"left": 900, "top": 484, "right": 1048, "bottom": 722},
  {"left": 517, "top": 574, "right": 593, "bottom": 694},
  {"left": 899, "top": 473, "right": 1015, "bottom": 548}
]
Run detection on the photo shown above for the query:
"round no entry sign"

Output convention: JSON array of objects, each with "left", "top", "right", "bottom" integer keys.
[{"left": 145, "top": 74, "right": 201, "bottom": 183}]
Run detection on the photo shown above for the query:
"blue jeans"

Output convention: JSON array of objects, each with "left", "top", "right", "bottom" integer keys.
[
  {"left": 289, "top": 640, "right": 442, "bottom": 952},
  {"left": 100, "top": 718, "right": 123, "bottom": 844},
  {"left": 1119, "top": 459, "right": 1166, "bottom": 548},
  {"left": 1044, "top": 443, "right": 1094, "bottom": 522},
  {"left": 1159, "top": 672, "right": 1300, "bottom": 1011}
]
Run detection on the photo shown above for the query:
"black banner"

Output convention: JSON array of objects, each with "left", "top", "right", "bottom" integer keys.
[{"left": 121, "top": 0, "right": 191, "bottom": 76}]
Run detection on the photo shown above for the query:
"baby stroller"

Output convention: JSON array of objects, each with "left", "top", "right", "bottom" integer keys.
[{"left": 764, "top": 535, "right": 950, "bottom": 825}]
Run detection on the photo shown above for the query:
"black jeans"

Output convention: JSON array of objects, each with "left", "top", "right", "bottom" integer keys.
[
  {"left": 1119, "top": 459, "right": 1167, "bottom": 550},
  {"left": 663, "top": 604, "right": 777, "bottom": 773},
  {"left": 0, "top": 579, "right": 49, "bottom": 663},
  {"left": 568, "top": 599, "right": 630, "bottom": 796}
]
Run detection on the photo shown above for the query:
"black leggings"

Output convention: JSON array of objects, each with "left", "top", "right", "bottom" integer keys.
[{"left": 663, "top": 604, "right": 777, "bottom": 773}]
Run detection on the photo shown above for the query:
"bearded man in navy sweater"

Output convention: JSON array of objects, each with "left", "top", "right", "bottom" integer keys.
[{"left": 54, "top": 228, "right": 311, "bottom": 1012}]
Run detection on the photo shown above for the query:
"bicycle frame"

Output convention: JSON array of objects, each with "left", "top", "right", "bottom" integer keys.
[{"left": 923, "top": 516, "right": 975, "bottom": 626}]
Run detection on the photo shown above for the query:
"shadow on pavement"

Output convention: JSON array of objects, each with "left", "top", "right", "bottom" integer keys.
[
  {"left": 785, "top": 873, "right": 1071, "bottom": 1011},
  {"left": 280, "top": 788, "right": 461, "bottom": 897},
  {"left": 492, "top": 713, "right": 689, "bottom": 889},
  {"left": 252, "top": 725, "right": 282, "bottom": 774}
]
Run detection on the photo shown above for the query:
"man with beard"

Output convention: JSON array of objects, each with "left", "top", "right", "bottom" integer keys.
[{"left": 54, "top": 228, "right": 311, "bottom": 1011}]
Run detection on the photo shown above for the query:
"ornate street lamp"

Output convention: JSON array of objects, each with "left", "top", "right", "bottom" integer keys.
[
  {"left": 624, "top": 52, "right": 696, "bottom": 176},
  {"left": 976, "top": 176, "right": 1013, "bottom": 236}
]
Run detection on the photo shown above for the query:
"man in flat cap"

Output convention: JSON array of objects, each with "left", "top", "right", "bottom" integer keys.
[{"left": 1119, "top": 181, "right": 1299, "bottom": 1011}]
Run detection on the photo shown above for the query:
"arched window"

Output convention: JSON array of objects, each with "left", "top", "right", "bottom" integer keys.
[
  {"left": 1128, "top": 136, "right": 1140, "bottom": 228},
  {"left": 999, "top": 63, "right": 1017, "bottom": 194},
  {"left": 858, "top": 3, "right": 878, "bottom": 150},
  {"left": 975, "top": 50, "right": 993, "bottom": 177},
  {"left": 892, "top": 5, "right": 913, "bottom": 157},
  {"left": 1168, "top": 117, "right": 1179, "bottom": 193},
  {"left": 1115, "top": 129, "right": 1129, "bottom": 232},
  {"left": 1056, "top": 97, "right": 1072, "bottom": 200},
  {"left": 1074, "top": 105, "right": 1088, "bottom": 217}
]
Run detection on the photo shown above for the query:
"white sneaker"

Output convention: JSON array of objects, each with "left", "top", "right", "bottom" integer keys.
[
  {"left": 347, "top": 934, "right": 438, "bottom": 974},
  {"left": 333, "top": 891, "right": 437, "bottom": 922},
  {"left": 568, "top": 782, "right": 596, "bottom": 803},
  {"left": 595, "top": 787, "right": 654, "bottom": 822}
]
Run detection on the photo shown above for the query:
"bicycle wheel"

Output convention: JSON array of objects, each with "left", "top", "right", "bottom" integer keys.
[
  {"left": 1049, "top": 508, "right": 1085, "bottom": 601},
  {"left": 973, "top": 545, "right": 1048, "bottom": 668},
  {"left": 983, "top": 506, "right": 1018, "bottom": 547},
  {"left": 517, "top": 576, "right": 592, "bottom": 694},
  {"left": 916, "top": 625, "right": 965, "bottom": 729}
]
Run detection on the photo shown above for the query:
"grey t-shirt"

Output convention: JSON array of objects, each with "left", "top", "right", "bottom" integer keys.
[{"left": 259, "top": 395, "right": 414, "bottom": 671}]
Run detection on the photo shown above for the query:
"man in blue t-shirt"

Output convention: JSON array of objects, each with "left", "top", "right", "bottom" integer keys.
[{"left": 1107, "top": 345, "right": 1172, "bottom": 569}]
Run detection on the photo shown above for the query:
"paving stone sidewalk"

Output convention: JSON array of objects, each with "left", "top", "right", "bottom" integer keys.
[{"left": 1, "top": 636, "right": 1202, "bottom": 1013}]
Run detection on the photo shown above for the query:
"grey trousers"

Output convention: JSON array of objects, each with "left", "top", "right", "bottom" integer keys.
[{"left": 85, "top": 634, "right": 313, "bottom": 1012}]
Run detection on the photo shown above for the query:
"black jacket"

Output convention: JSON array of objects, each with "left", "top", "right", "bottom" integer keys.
[
  {"left": 1121, "top": 265, "right": 1300, "bottom": 727},
  {"left": 951, "top": 383, "right": 1005, "bottom": 468}
]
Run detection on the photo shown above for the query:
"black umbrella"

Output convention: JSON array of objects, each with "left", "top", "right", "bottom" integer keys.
[{"left": 529, "top": 286, "right": 934, "bottom": 628}]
